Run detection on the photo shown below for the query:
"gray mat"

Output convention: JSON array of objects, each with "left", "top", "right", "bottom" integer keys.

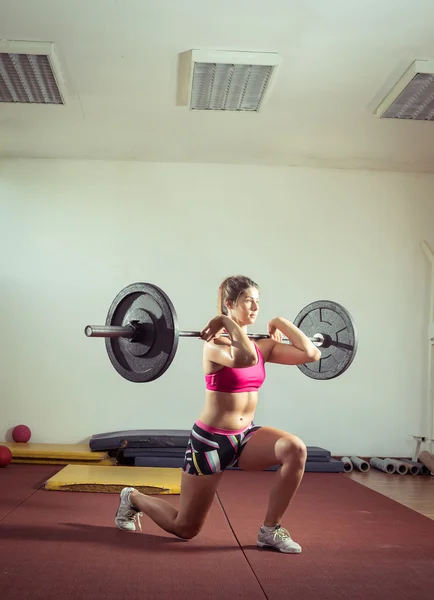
[
  {"left": 124, "top": 447, "right": 187, "bottom": 458},
  {"left": 90, "top": 429, "right": 191, "bottom": 450},
  {"left": 91, "top": 429, "right": 332, "bottom": 463},
  {"left": 125, "top": 445, "right": 331, "bottom": 461}
]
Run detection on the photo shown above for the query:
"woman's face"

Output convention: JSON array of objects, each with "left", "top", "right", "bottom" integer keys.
[{"left": 227, "top": 287, "right": 259, "bottom": 327}]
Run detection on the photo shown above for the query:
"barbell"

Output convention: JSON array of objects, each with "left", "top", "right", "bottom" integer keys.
[{"left": 84, "top": 282, "right": 358, "bottom": 383}]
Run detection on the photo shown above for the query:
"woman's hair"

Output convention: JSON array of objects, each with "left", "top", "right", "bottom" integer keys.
[{"left": 217, "top": 275, "right": 259, "bottom": 315}]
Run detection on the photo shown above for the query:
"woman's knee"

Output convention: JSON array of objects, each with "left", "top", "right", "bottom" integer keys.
[
  {"left": 276, "top": 436, "right": 307, "bottom": 466},
  {"left": 175, "top": 521, "right": 204, "bottom": 540}
]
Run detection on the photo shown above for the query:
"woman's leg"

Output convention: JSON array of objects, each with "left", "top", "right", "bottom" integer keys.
[
  {"left": 237, "top": 426, "right": 307, "bottom": 525},
  {"left": 129, "top": 471, "right": 223, "bottom": 539},
  {"left": 236, "top": 426, "right": 307, "bottom": 552},
  {"left": 115, "top": 421, "right": 238, "bottom": 540}
]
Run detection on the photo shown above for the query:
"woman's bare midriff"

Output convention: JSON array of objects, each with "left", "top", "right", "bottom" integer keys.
[{"left": 197, "top": 390, "right": 258, "bottom": 430}]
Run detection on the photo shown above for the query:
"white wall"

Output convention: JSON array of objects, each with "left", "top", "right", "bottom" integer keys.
[{"left": 1, "top": 158, "right": 433, "bottom": 457}]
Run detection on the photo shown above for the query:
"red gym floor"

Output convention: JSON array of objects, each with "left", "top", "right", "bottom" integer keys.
[{"left": 1, "top": 465, "right": 434, "bottom": 600}]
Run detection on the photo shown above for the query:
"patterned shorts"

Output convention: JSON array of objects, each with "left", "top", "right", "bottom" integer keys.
[{"left": 183, "top": 420, "right": 262, "bottom": 476}]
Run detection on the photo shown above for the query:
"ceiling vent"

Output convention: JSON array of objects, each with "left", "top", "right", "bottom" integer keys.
[
  {"left": 376, "top": 60, "right": 434, "bottom": 120},
  {"left": 0, "top": 40, "right": 66, "bottom": 105},
  {"left": 176, "top": 50, "right": 281, "bottom": 112}
]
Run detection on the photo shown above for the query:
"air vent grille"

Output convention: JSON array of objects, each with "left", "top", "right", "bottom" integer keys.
[
  {"left": 376, "top": 60, "right": 434, "bottom": 121},
  {"left": 381, "top": 73, "right": 434, "bottom": 120},
  {"left": 0, "top": 52, "right": 63, "bottom": 104},
  {"left": 191, "top": 63, "right": 273, "bottom": 111}
]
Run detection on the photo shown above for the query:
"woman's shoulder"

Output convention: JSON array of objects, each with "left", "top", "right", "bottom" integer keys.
[
  {"left": 202, "top": 336, "right": 231, "bottom": 375},
  {"left": 254, "top": 338, "right": 275, "bottom": 362}
]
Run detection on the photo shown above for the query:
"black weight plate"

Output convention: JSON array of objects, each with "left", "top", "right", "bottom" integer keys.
[
  {"left": 105, "top": 283, "right": 179, "bottom": 383},
  {"left": 293, "top": 300, "right": 357, "bottom": 380}
]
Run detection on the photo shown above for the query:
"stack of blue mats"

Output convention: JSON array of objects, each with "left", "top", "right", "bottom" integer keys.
[{"left": 89, "top": 429, "right": 343, "bottom": 472}]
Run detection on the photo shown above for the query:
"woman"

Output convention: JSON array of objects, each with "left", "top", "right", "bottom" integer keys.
[{"left": 115, "top": 275, "right": 321, "bottom": 553}]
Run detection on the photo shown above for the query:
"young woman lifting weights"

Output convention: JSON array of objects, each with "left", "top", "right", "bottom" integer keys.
[{"left": 115, "top": 275, "right": 321, "bottom": 553}]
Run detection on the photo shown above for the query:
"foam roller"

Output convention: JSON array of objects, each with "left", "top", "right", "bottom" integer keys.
[
  {"left": 419, "top": 451, "right": 434, "bottom": 474},
  {"left": 370, "top": 457, "right": 395, "bottom": 473},
  {"left": 350, "top": 456, "right": 370, "bottom": 472},
  {"left": 385, "top": 458, "right": 408, "bottom": 475},
  {"left": 399, "top": 458, "right": 424, "bottom": 475},
  {"left": 340, "top": 457, "right": 353, "bottom": 472}
]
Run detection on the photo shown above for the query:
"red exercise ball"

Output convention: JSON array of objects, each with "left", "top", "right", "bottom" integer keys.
[
  {"left": 0, "top": 445, "right": 12, "bottom": 467},
  {"left": 12, "top": 424, "right": 31, "bottom": 443}
]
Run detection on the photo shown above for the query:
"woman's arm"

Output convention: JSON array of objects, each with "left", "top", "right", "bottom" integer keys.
[
  {"left": 201, "top": 316, "right": 257, "bottom": 368},
  {"left": 266, "top": 317, "right": 321, "bottom": 365}
]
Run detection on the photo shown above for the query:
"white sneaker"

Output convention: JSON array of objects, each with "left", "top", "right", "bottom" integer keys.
[
  {"left": 115, "top": 487, "right": 142, "bottom": 531},
  {"left": 257, "top": 524, "right": 302, "bottom": 554}
]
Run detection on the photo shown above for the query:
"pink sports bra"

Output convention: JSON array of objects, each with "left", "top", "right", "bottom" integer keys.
[{"left": 205, "top": 343, "right": 266, "bottom": 393}]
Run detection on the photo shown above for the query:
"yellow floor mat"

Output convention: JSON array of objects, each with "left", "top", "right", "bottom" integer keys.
[
  {"left": 44, "top": 464, "right": 182, "bottom": 494},
  {"left": 1, "top": 443, "right": 107, "bottom": 461},
  {"left": 12, "top": 457, "right": 115, "bottom": 466}
]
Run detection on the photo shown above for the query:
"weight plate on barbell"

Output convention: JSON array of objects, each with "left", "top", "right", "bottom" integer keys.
[
  {"left": 105, "top": 283, "right": 179, "bottom": 382},
  {"left": 293, "top": 300, "right": 357, "bottom": 380}
]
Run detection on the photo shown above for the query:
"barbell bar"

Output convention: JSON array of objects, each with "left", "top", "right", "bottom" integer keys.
[
  {"left": 84, "top": 324, "right": 325, "bottom": 343},
  {"left": 84, "top": 324, "right": 352, "bottom": 351},
  {"left": 84, "top": 282, "right": 358, "bottom": 383}
]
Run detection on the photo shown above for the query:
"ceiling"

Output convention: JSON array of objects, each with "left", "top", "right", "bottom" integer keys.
[{"left": 2, "top": 0, "right": 434, "bottom": 173}]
